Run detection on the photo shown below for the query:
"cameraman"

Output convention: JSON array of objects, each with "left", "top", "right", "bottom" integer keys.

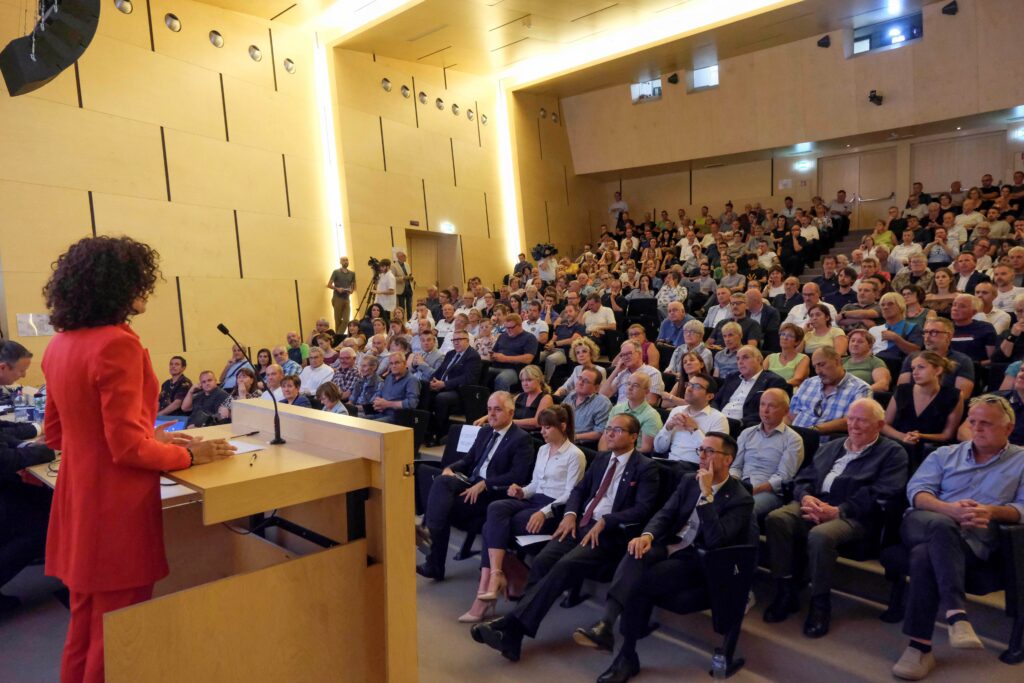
[{"left": 373, "top": 258, "right": 397, "bottom": 322}]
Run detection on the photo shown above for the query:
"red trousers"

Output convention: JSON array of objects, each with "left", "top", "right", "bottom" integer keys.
[{"left": 61, "top": 584, "right": 153, "bottom": 683}]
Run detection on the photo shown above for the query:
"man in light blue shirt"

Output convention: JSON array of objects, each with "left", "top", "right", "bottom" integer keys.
[
  {"left": 731, "top": 388, "right": 804, "bottom": 518},
  {"left": 894, "top": 394, "right": 1024, "bottom": 680},
  {"left": 788, "top": 347, "right": 870, "bottom": 437},
  {"left": 272, "top": 345, "right": 301, "bottom": 377},
  {"left": 367, "top": 353, "right": 420, "bottom": 423}
]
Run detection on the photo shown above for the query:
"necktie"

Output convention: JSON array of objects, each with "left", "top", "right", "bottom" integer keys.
[
  {"left": 580, "top": 458, "right": 618, "bottom": 527},
  {"left": 442, "top": 352, "right": 461, "bottom": 381},
  {"left": 471, "top": 430, "right": 500, "bottom": 480}
]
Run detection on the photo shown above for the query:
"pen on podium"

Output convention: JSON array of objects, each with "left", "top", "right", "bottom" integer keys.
[{"left": 228, "top": 430, "right": 260, "bottom": 439}]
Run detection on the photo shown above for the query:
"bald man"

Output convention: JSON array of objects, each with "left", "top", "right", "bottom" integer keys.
[{"left": 730, "top": 388, "right": 803, "bottom": 519}]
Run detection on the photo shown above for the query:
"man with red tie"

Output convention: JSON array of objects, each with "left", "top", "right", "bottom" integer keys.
[{"left": 471, "top": 413, "right": 660, "bottom": 662}]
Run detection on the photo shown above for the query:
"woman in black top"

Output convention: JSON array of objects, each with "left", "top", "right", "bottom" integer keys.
[
  {"left": 511, "top": 365, "right": 553, "bottom": 432},
  {"left": 882, "top": 351, "right": 963, "bottom": 470}
]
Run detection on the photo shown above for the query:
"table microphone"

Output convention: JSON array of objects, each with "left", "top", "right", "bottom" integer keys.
[{"left": 217, "top": 323, "right": 284, "bottom": 445}]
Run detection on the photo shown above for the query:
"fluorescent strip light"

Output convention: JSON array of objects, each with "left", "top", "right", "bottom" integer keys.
[
  {"left": 313, "top": 35, "right": 346, "bottom": 260},
  {"left": 495, "top": 81, "right": 522, "bottom": 267}
]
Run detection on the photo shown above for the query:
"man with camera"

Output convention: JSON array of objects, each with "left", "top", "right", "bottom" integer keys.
[{"left": 373, "top": 257, "right": 397, "bottom": 320}]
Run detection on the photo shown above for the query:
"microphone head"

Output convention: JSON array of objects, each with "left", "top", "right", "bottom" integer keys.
[{"left": 217, "top": 323, "right": 230, "bottom": 335}]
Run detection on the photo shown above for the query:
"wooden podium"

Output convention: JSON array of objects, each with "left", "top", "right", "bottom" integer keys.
[{"left": 99, "top": 400, "right": 417, "bottom": 682}]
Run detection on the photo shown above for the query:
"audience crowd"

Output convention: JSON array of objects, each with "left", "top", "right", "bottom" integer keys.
[{"left": 3, "top": 174, "right": 1024, "bottom": 682}]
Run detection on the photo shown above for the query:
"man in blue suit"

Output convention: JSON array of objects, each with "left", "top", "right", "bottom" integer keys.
[
  {"left": 712, "top": 346, "right": 789, "bottom": 427},
  {"left": 417, "top": 391, "right": 533, "bottom": 580},
  {"left": 471, "top": 413, "right": 660, "bottom": 662},
  {"left": 420, "top": 331, "right": 482, "bottom": 444}
]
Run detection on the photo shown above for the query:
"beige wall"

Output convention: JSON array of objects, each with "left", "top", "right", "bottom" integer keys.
[
  {"left": 510, "top": 91, "right": 603, "bottom": 256},
  {"left": 0, "top": 0, "right": 331, "bottom": 385},
  {"left": 331, "top": 49, "right": 509, "bottom": 291},
  {"left": 563, "top": 0, "right": 1024, "bottom": 175}
]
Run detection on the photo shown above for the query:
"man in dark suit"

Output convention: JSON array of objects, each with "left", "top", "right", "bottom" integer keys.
[
  {"left": 951, "top": 251, "right": 990, "bottom": 294},
  {"left": 471, "top": 414, "right": 660, "bottom": 661},
  {"left": 764, "top": 398, "right": 907, "bottom": 638},
  {"left": 712, "top": 346, "right": 788, "bottom": 426},
  {"left": 416, "top": 391, "right": 532, "bottom": 580},
  {"left": 420, "top": 331, "right": 481, "bottom": 444},
  {"left": 576, "top": 432, "right": 754, "bottom": 683},
  {"left": 746, "top": 289, "right": 781, "bottom": 353}
]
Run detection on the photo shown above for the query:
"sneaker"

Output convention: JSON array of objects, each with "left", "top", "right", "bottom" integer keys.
[
  {"left": 745, "top": 591, "right": 756, "bottom": 615},
  {"left": 948, "top": 620, "right": 984, "bottom": 649},
  {"left": 892, "top": 646, "right": 935, "bottom": 680}
]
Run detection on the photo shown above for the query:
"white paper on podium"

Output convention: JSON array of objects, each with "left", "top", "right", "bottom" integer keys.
[
  {"left": 515, "top": 534, "right": 553, "bottom": 546},
  {"left": 229, "top": 440, "right": 266, "bottom": 455},
  {"left": 456, "top": 425, "right": 482, "bottom": 452}
]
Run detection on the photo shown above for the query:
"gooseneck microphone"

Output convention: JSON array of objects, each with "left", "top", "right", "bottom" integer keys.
[{"left": 217, "top": 323, "right": 285, "bottom": 445}]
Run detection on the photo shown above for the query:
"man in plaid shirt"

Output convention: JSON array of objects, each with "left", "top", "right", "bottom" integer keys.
[
  {"left": 331, "top": 347, "right": 361, "bottom": 401},
  {"left": 788, "top": 347, "right": 870, "bottom": 436}
]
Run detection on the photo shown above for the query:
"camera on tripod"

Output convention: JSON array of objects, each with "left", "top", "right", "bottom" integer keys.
[{"left": 367, "top": 256, "right": 381, "bottom": 270}]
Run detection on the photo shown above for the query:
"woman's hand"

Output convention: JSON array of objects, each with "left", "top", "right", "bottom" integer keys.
[
  {"left": 525, "top": 510, "right": 547, "bottom": 534},
  {"left": 155, "top": 422, "right": 197, "bottom": 446},
  {"left": 188, "top": 438, "right": 236, "bottom": 465}
]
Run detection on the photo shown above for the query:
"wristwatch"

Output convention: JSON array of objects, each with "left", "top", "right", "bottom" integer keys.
[{"left": 699, "top": 493, "right": 714, "bottom": 505}]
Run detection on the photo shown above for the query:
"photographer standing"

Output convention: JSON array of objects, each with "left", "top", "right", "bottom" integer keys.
[{"left": 374, "top": 258, "right": 397, "bottom": 322}]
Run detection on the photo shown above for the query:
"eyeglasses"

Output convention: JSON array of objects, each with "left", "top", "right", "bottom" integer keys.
[
  {"left": 684, "top": 382, "right": 708, "bottom": 391},
  {"left": 603, "top": 426, "right": 635, "bottom": 436},
  {"left": 923, "top": 330, "right": 949, "bottom": 336},
  {"left": 813, "top": 393, "right": 833, "bottom": 418},
  {"left": 695, "top": 447, "right": 726, "bottom": 457}
]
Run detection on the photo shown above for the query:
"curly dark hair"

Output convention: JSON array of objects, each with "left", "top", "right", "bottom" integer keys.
[{"left": 44, "top": 236, "right": 162, "bottom": 330}]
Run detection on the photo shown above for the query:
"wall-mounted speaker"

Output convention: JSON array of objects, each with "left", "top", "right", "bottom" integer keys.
[
  {"left": 666, "top": 73, "right": 679, "bottom": 85},
  {"left": 817, "top": 35, "right": 831, "bottom": 48},
  {"left": 941, "top": 1, "right": 958, "bottom": 16},
  {"left": 0, "top": 0, "right": 101, "bottom": 97}
]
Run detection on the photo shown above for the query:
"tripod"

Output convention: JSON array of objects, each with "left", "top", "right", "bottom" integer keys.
[{"left": 354, "top": 268, "right": 380, "bottom": 322}]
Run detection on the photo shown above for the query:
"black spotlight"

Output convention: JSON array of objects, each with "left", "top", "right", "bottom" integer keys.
[
  {"left": 868, "top": 90, "right": 884, "bottom": 106},
  {"left": 941, "top": 1, "right": 958, "bottom": 16},
  {"left": 817, "top": 35, "right": 831, "bottom": 48},
  {"left": 666, "top": 72, "right": 679, "bottom": 85}
]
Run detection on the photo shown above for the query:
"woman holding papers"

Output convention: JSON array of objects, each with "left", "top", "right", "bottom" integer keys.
[
  {"left": 458, "top": 406, "right": 585, "bottom": 623},
  {"left": 41, "top": 237, "right": 235, "bottom": 683}
]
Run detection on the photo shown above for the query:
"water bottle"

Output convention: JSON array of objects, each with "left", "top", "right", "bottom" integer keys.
[
  {"left": 15, "top": 387, "right": 24, "bottom": 406},
  {"left": 711, "top": 649, "right": 728, "bottom": 679}
]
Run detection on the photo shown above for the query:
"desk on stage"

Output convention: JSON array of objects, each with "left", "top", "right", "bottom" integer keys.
[{"left": 31, "top": 400, "right": 417, "bottom": 682}]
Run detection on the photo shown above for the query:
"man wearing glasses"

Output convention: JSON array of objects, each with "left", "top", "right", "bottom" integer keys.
[
  {"left": 471, "top": 414, "right": 660, "bottom": 663},
  {"left": 897, "top": 318, "right": 975, "bottom": 403},
  {"left": 577, "top": 432, "right": 754, "bottom": 680},
  {"left": 653, "top": 373, "right": 727, "bottom": 471},
  {"left": 604, "top": 373, "right": 663, "bottom": 454},
  {"left": 788, "top": 347, "right": 870, "bottom": 436},
  {"left": 602, "top": 340, "right": 664, "bottom": 407},
  {"left": 568, "top": 367, "right": 613, "bottom": 447},
  {"left": 421, "top": 332, "right": 482, "bottom": 444},
  {"left": 765, "top": 398, "right": 907, "bottom": 639}
]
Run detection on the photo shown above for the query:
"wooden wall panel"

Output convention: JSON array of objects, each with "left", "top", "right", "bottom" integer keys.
[
  {"left": 975, "top": 0, "right": 1024, "bottom": 113},
  {"left": 692, "top": 160, "right": 772, "bottom": 206},
  {"left": 284, "top": 154, "right": 327, "bottom": 223},
  {"left": 94, "top": 0, "right": 152, "bottom": 49},
  {"left": 0, "top": 96, "right": 167, "bottom": 200},
  {"left": 344, "top": 165, "right": 425, "bottom": 230},
  {"left": 79, "top": 36, "right": 224, "bottom": 141},
  {"left": 179, "top": 277, "right": 298, "bottom": 358},
  {"left": 381, "top": 119, "right": 454, "bottom": 186},
  {"left": 164, "top": 128, "right": 287, "bottom": 215},
  {"left": 423, "top": 182, "right": 487, "bottom": 238},
  {"left": 224, "top": 74, "right": 320, "bottom": 156},
  {"left": 452, "top": 138, "right": 498, "bottom": 194},
  {"left": 334, "top": 50, "right": 417, "bottom": 128},
  {"left": 93, "top": 194, "right": 237, "bottom": 280},
  {"left": 345, "top": 222, "right": 395, "bottom": 279},
  {"left": 337, "top": 105, "right": 385, "bottom": 173},
  {"left": 0, "top": 180, "right": 91, "bottom": 274},
  {"left": 150, "top": 0, "right": 275, "bottom": 90},
  {"left": 236, "top": 212, "right": 334, "bottom": 280},
  {"left": 123, "top": 285, "right": 186, "bottom": 362},
  {"left": 267, "top": 23, "right": 317, "bottom": 102}
]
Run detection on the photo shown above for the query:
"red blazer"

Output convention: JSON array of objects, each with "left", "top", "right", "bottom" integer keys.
[{"left": 43, "top": 324, "right": 190, "bottom": 593}]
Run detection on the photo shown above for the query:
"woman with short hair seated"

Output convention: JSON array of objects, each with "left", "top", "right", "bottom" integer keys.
[
  {"left": 280, "top": 375, "right": 311, "bottom": 408},
  {"left": 476, "top": 365, "right": 552, "bottom": 433},
  {"left": 843, "top": 329, "right": 892, "bottom": 393},
  {"left": 459, "top": 405, "right": 585, "bottom": 623},
  {"left": 552, "top": 337, "right": 606, "bottom": 399},
  {"left": 764, "top": 323, "right": 810, "bottom": 388},
  {"left": 881, "top": 351, "right": 962, "bottom": 469},
  {"left": 626, "top": 324, "right": 659, "bottom": 370},
  {"left": 315, "top": 382, "right": 348, "bottom": 415}
]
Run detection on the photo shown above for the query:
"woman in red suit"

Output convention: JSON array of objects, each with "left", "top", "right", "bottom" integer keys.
[{"left": 41, "top": 236, "right": 235, "bottom": 683}]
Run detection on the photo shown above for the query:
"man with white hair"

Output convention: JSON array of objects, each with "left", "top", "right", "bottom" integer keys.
[
  {"left": 298, "top": 347, "right": 334, "bottom": 395},
  {"left": 765, "top": 398, "right": 907, "bottom": 638},
  {"left": 601, "top": 340, "right": 664, "bottom": 406},
  {"left": 893, "top": 395, "right": 1024, "bottom": 680}
]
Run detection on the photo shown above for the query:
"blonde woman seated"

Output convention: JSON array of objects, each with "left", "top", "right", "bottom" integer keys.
[
  {"left": 802, "top": 304, "right": 847, "bottom": 356},
  {"left": 474, "top": 365, "right": 552, "bottom": 432},
  {"left": 881, "top": 351, "right": 962, "bottom": 467},
  {"left": 763, "top": 323, "right": 810, "bottom": 387},
  {"left": 552, "top": 337, "right": 606, "bottom": 398},
  {"left": 315, "top": 382, "right": 348, "bottom": 415},
  {"left": 665, "top": 320, "right": 714, "bottom": 377},
  {"left": 659, "top": 351, "right": 708, "bottom": 409},
  {"left": 842, "top": 329, "right": 892, "bottom": 393},
  {"left": 460, "top": 405, "right": 586, "bottom": 622}
]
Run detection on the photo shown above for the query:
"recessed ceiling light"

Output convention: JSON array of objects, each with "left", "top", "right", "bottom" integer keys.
[
  {"left": 248, "top": 45, "right": 262, "bottom": 61},
  {"left": 209, "top": 30, "right": 224, "bottom": 48},
  {"left": 114, "top": 0, "right": 133, "bottom": 14},
  {"left": 164, "top": 13, "right": 181, "bottom": 32},
  {"left": 283, "top": 58, "right": 296, "bottom": 74},
  {"left": 381, "top": 78, "right": 392, "bottom": 92}
]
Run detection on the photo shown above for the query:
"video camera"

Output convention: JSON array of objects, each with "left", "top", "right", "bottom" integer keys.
[
  {"left": 367, "top": 256, "right": 381, "bottom": 270},
  {"left": 530, "top": 243, "right": 557, "bottom": 261}
]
